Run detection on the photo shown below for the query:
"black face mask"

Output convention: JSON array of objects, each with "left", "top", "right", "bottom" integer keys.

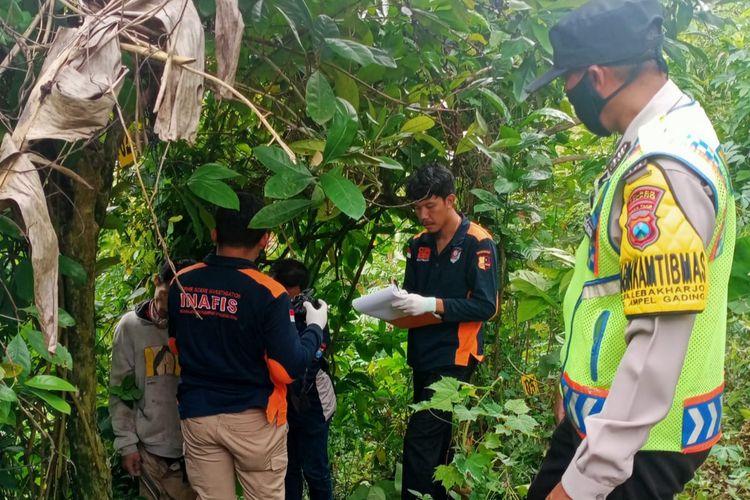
[
  {"left": 566, "top": 72, "right": 612, "bottom": 137},
  {"left": 566, "top": 66, "right": 641, "bottom": 137}
]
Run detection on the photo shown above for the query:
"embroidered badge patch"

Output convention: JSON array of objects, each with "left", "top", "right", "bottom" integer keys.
[
  {"left": 417, "top": 246, "right": 431, "bottom": 262},
  {"left": 450, "top": 247, "right": 462, "bottom": 263},
  {"left": 626, "top": 186, "right": 664, "bottom": 250},
  {"left": 477, "top": 250, "right": 492, "bottom": 271}
]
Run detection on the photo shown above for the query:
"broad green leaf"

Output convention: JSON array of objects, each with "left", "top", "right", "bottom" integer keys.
[
  {"left": 110, "top": 374, "right": 143, "bottom": 402},
  {"left": 264, "top": 173, "right": 313, "bottom": 199},
  {"left": 504, "top": 398, "right": 531, "bottom": 415},
  {"left": 365, "top": 485, "right": 386, "bottom": 500},
  {"left": 187, "top": 178, "right": 239, "bottom": 210},
  {"left": 25, "top": 375, "right": 77, "bottom": 392},
  {"left": 434, "top": 464, "right": 465, "bottom": 491},
  {"left": 289, "top": 139, "right": 326, "bottom": 154},
  {"left": 4, "top": 335, "right": 30, "bottom": 375},
  {"left": 275, "top": 0, "right": 312, "bottom": 29},
  {"left": 323, "top": 99, "right": 359, "bottom": 164},
  {"left": 512, "top": 57, "right": 535, "bottom": 103},
  {"left": 306, "top": 71, "right": 336, "bottom": 124},
  {"left": 333, "top": 69, "right": 360, "bottom": 110},
  {"left": 463, "top": 451, "right": 493, "bottom": 479},
  {"left": 0, "top": 401, "right": 10, "bottom": 425},
  {"left": 254, "top": 146, "right": 309, "bottom": 176},
  {"left": 530, "top": 21, "right": 552, "bottom": 54},
  {"left": 324, "top": 38, "right": 397, "bottom": 68},
  {"left": 504, "top": 414, "right": 538, "bottom": 434},
  {"left": 494, "top": 177, "right": 520, "bottom": 195},
  {"left": 320, "top": 172, "right": 366, "bottom": 220},
  {"left": 517, "top": 297, "right": 549, "bottom": 322},
  {"left": 729, "top": 236, "right": 750, "bottom": 301},
  {"left": 470, "top": 189, "right": 500, "bottom": 207},
  {"left": 0, "top": 214, "right": 23, "bottom": 239},
  {"left": 414, "top": 133, "right": 446, "bottom": 155},
  {"left": 507, "top": 0, "right": 531, "bottom": 10},
  {"left": 59, "top": 255, "right": 87, "bottom": 285},
  {"left": 400, "top": 116, "right": 435, "bottom": 134},
  {"left": 524, "top": 168, "right": 552, "bottom": 181},
  {"left": 25, "top": 388, "right": 71, "bottom": 414},
  {"left": 313, "top": 14, "right": 339, "bottom": 39},
  {"left": 522, "top": 107, "right": 575, "bottom": 126},
  {"left": 375, "top": 157, "right": 403, "bottom": 170},
  {"left": 478, "top": 88, "right": 511, "bottom": 122},
  {"left": 50, "top": 345, "right": 73, "bottom": 370},
  {"left": 61, "top": 308, "right": 77, "bottom": 328},
  {"left": 275, "top": 6, "right": 304, "bottom": 50},
  {"left": 0, "top": 363, "right": 22, "bottom": 378},
  {"left": 511, "top": 269, "right": 555, "bottom": 294},
  {"left": 249, "top": 199, "right": 312, "bottom": 228},
  {"left": 454, "top": 404, "right": 480, "bottom": 422},
  {"left": 0, "top": 385, "right": 17, "bottom": 403},
  {"left": 13, "top": 259, "right": 33, "bottom": 303},
  {"left": 26, "top": 328, "right": 48, "bottom": 357},
  {"left": 189, "top": 163, "right": 240, "bottom": 181},
  {"left": 412, "top": 376, "right": 462, "bottom": 412}
]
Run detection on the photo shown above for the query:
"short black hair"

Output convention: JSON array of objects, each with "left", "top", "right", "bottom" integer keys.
[
  {"left": 215, "top": 192, "right": 267, "bottom": 248},
  {"left": 405, "top": 164, "right": 455, "bottom": 201},
  {"left": 269, "top": 259, "right": 310, "bottom": 290},
  {"left": 158, "top": 258, "right": 196, "bottom": 284}
]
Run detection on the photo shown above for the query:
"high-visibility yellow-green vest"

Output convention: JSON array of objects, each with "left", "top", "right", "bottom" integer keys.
[{"left": 560, "top": 100, "right": 736, "bottom": 453}]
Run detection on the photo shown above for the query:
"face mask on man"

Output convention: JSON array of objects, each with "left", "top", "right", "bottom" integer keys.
[
  {"left": 566, "top": 71, "right": 612, "bottom": 137},
  {"left": 566, "top": 64, "right": 643, "bottom": 137}
]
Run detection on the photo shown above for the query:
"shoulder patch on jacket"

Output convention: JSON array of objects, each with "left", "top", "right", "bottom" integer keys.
[
  {"left": 238, "top": 268, "right": 286, "bottom": 298},
  {"left": 467, "top": 222, "right": 493, "bottom": 242}
]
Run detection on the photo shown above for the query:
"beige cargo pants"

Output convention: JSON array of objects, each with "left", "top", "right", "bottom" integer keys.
[{"left": 181, "top": 408, "right": 288, "bottom": 500}]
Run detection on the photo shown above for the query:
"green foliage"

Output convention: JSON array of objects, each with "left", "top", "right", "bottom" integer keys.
[
  {"left": 306, "top": 71, "right": 337, "bottom": 124},
  {"left": 187, "top": 163, "right": 242, "bottom": 209},
  {"left": 109, "top": 374, "right": 144, "bottom": 405},
  {"left": 0, "top": 0, "right": 748, "bottom": 497}
]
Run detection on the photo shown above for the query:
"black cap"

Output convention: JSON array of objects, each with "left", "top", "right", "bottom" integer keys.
[{"left": 526, "top": 0, "right": 664, "bottom": 93}]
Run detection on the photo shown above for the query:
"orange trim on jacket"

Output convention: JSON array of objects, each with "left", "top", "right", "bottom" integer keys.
[
  {"left": 455, "top": 321, "right": 484, "bottom": 365},
  {"left": 264, "top": 353, "right": 294, "bottom": 425},
  {"left": 237, "top": 269, "right": 286, "bottom": 298}
]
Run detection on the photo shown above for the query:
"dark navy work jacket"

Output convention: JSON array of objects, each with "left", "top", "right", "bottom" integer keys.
[
  {"left": 168, "top": 254, "right": 322, "bottom": 423},
  {"left": 404, "top": 216, "right": 499, "bottom": 371}
]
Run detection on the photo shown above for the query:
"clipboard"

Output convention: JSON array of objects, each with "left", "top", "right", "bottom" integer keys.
[{"left": 352, "top": 285, "right": 442, "bottom": 329}]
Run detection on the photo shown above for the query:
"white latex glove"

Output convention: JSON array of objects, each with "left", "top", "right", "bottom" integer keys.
[
  {"left": 303, "top": 300, "right": 328, "bottom": 329},
  {"left": 393, "top": 294, "right": 437, "bottom": 316}
]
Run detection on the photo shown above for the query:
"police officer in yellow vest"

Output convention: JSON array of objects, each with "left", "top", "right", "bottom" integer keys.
[{"left": 525, "top": 1, "right": 736, "bottom": 499}]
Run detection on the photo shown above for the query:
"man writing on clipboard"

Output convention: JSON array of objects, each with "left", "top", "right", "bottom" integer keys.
[{"left": 395, "top": 164, "right": 499, "bottom": 500}]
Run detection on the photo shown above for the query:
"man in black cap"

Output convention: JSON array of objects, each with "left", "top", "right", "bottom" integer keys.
[{"left": 526, "top": 1, "right": 736, "bottom": 499}]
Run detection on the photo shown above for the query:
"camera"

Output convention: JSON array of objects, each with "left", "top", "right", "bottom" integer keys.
[{"left": 290, "top": 288, "right": 321, "bottom": 323}]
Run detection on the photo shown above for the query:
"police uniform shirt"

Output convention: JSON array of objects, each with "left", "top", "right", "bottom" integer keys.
[
  {"left": 561, "top": 80, "right": 719, "bottom": 499},
  {"left": 403, "top": 216, "right": 499, "bottom": 372}
]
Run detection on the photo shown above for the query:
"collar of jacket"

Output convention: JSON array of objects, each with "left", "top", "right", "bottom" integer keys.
[
  {"left": 422, "top": 214, "right": 470, "bottom": 249},
  {"left": 203, "top": 253, "right": 258, "bottom": 269}
]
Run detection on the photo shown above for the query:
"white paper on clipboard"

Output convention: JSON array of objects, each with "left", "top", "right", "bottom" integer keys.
[
  {"left": 351, "top": 284, "right": 407, "bottom": 321},
  {"left": 352, "top": 285, "right": 442, "bottom": 329}
]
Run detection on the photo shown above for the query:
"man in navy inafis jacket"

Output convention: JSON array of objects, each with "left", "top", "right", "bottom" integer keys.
[
  {"left": 394, "top": 165, "right": 498, "bottom": 500},
  {"left": 168, "top": 193, "right": 328, "bottom": 499}
]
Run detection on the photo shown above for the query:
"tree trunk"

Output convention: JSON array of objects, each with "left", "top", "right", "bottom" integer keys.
[{"left": 47, "top": 132, "right": 118, "bottom": 498}]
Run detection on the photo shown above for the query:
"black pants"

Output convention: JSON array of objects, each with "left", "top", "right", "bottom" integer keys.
[
  {"left": 285, "top": 415, "right": 332, "bottom": 500},
  {"left": 527, "top": 418, "right": 710, "bottom": 500},
  {"left": 402, "top": 360, "right": 476, "bottom": 500}
]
